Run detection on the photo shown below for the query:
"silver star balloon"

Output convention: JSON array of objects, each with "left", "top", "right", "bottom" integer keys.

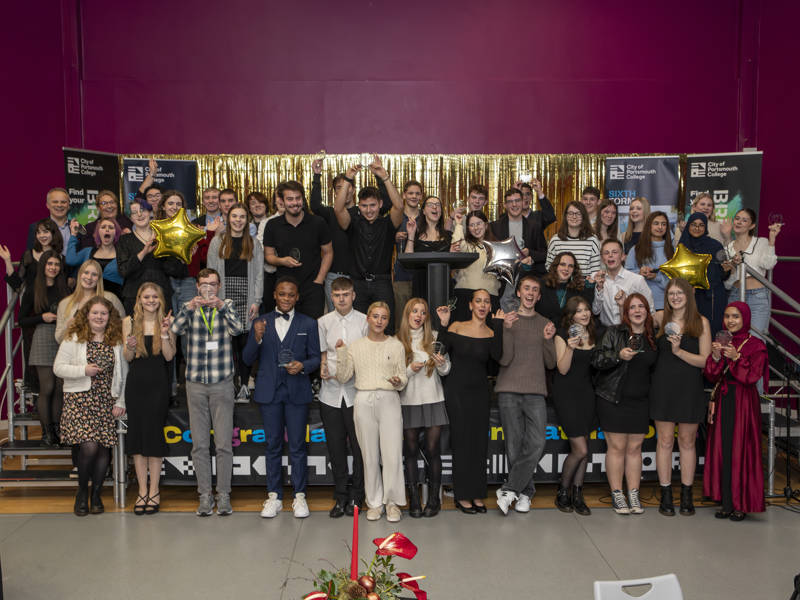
[{"left": 482, "top": 237, "right": 523, "bottom": 287}]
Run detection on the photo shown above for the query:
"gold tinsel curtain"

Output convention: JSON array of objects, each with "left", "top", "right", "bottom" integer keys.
[{"left": 123, "top": 153, "right": 684, "bottom": 236}]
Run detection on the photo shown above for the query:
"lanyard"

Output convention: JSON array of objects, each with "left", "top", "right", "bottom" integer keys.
[{"left": 199, "top": 307, "right": 217, "bottom": 336}]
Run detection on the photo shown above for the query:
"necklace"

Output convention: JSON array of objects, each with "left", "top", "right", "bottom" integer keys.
[{"left": 134, "top": 227, "right": 153, "bottom": 245}]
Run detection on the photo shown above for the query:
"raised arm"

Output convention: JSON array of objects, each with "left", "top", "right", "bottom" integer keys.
[
  {"left": 367, "top": 156, "right": 404, "bottom": 228},
  {"left": 333, "top": 165, "right": 360, "bottom": 230}
]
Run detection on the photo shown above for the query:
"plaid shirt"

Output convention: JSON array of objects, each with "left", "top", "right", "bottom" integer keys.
[{"left": 171, "top": 299, "right": 243, "bottom": 384}]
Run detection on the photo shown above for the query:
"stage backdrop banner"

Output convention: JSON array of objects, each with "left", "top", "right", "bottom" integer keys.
[
  {"left": 684, "top": 152, "right": 763, "bottom": 220},
  {"left": 121, "top": 157, "right": 198, "bottom": 213},
  {"left": 63, "top": 148, "right": 121, "bottom": 224},
  {"left": 604, "top": 155, "right": 680, "bottom": 234},
  {"left": 158, "top": 403, "right": 703, "bottom": 486}
]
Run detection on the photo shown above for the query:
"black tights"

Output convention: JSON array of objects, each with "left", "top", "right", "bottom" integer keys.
[
  {"left": 73, "top": 442, "right": 111, "bottom": 492},
  {"left": 231, "top": 333, "right": 249, "bottom": 388},
  {"left": 403, "top": 426, "right": 442, "bottom": 486},
  {"left": 35, "top": 367, "right": 62, "bottom": 428},
  {"left": 560, "top": 436, "right": 589, "bottom": 488}
]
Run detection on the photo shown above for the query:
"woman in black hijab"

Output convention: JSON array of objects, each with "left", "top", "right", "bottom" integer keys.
[{"left": 678, "top": 212, "right": 726, "bottom": 334}]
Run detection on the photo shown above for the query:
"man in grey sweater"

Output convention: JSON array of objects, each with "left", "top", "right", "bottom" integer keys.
[{"left": 495, "top": 274, "right": 557, "bottom": 515}]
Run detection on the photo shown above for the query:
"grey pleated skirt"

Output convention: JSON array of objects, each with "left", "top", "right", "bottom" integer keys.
[
  {"left": 29, "top": 323, "right": 59, "bottom": 366},
  {"left": 401, "top": 401, "right": 449, "bottom": 429}
]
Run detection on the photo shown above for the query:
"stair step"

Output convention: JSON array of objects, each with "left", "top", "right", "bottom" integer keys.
[
  {"left": 0, "top": 441, "right": 71, "bottom": 455},
  {"left": 0, "top": 471, "right": 113, "bottom": 488}
]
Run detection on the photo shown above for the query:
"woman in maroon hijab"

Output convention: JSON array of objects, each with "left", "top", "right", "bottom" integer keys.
[{"left": 703, "top": 301, "right": 768, "bottom": 520}]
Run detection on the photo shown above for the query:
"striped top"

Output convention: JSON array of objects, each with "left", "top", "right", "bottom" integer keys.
[{"left": 545, "top": 235, "right": 601, "bottom": 276}]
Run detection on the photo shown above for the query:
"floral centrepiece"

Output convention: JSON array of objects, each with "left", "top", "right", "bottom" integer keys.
[{"left": 305, "top": 518, "right": 428, "bottom": 600}]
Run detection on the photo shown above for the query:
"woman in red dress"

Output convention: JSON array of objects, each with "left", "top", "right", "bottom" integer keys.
[{"left": 703, "top": 301, "right": 768, "bottom": 521}]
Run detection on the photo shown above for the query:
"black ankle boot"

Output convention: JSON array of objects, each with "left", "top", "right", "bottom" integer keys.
[
  {"left": 679, "top": 484, "right": 695, "bottom": 516},
  {"left": 423, "top": 477, "right": 441, "bottom": 518},
  {"left": 555, "top": 486, "right": 573, "bottom": 512},
  {"left": 658, "top": 484, "right": 675, "bottom": 516},
  {"left": 40, "top": 422, "right": 53, "bottom": 446},
  {"left": 572, "top": 486, "right": 591, "bottom": 515},
  {"left": 47, "top": 424, "right": 58, "bottom": 446},
  {"left": 74, "top": 488, "right": 89, "bottom": 517},
  {"left": 90, "top": 486, "right": 104, "bottom": 515},
  {"left": 407, "top": 484, "right": 423, "bottom": 518}
]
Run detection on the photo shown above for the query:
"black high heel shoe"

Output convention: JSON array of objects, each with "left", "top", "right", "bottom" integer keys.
[
  {"left": 134, "top": 495, "right": 148, "bottom": 516},
  {"left": 455, "top": 501, "right": 477, "bottom": 514},
  {"left": 144, "top": 492, "right": 160, "bottom": 515}
]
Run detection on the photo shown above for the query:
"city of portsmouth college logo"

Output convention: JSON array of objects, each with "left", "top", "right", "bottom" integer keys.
[
  {"left": 690, "top": 162, "right": 706, "bottom": 177},
  {"left": 608, "top": 164, "right": 625, "bottom": 180}
]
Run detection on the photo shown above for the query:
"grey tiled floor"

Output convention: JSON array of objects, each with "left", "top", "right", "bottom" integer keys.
[{"left": 0, "top": 505, "right": 797, "bottom": 599}]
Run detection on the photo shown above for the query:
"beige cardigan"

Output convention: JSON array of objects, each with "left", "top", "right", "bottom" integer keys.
[{"left": 53, "top": 337, "right": 127, "bottom": 408}]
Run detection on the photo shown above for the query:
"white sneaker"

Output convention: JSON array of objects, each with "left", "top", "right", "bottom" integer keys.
[
  {"left": 386, "top": 503, "right": 402, "bottom": 522},
  {"left": 496, "top": 488, "right": 517, "bottom": 515},
  {"left": 514, "top": 493, "right": 531, "bottom": 513},
  {"left": 234, "top": 385, "right": 250, "bottom": 403},
  {"left": 260, "top": 492, "right": 282, "bottom": 518},
  {"left": 366, "top": 506, "right": 383, "bottom": 521},
  {"left": 292, "top": 493, "right": 310, "bottom": 518}
]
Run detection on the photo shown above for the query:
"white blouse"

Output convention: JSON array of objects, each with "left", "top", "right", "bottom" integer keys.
[
  {"left": 724, "top": 236, "right": 777, "bottom": 289},
  {"left": 400, "top": 329, "right": 451, "bottom": 407}
]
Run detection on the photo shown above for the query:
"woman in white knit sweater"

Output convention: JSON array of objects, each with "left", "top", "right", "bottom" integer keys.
[
  {"left": 336, "top": 302, "right": 408, "bottom": 522},
  {"left": 397, "top": 298, "right": 450, "bottom": 518}
]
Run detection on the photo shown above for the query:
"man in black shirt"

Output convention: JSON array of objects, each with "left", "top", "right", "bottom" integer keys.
[
  {"left": 264, "top": 181, "right": 333, "bottom": 319},
  {"left": 334, "top": 157, "right": 404, "bottom": 333}
]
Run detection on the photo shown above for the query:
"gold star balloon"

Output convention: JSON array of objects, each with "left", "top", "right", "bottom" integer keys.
[
  {"left": 659, "top": 243, "right": 711, "bottom": 289},
  {"left": 150, "top": 208, "right": 205, "bottom": 264}
]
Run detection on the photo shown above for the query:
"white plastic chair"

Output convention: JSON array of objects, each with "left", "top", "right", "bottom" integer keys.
[{"left": 593, "top": 573, "right": 683, "bottom": 600}]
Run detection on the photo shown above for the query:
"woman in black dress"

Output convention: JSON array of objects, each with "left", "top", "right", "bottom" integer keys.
[
  {"left": 651, "top": 277, "right": 711, "bottom": 516},
  {"left": 18, "top": 250, "right": 69, "bottom": 445},
  {"left": 123, "top": 283, "right": 175, "bottom": 515},
  {"left": 437, "top": 289, "right": 507, "bottom": 514},
  {"left": 54, "top": 296, "right": 127, "bottom": 516},
  {"left": 405, "top": 196, "right": 453, "bottom": 299},
  {"left": 117, "top": 199, "right": 181, "bottom": 315},
  {"left": 552, "top": 296, "right": 597, "bottom": 515},
  {"left": 592, "top": 293, "right": 657, "bottom": 515},
  {"left": 536, "top": 251, "right": 594, "bottom": 326}
]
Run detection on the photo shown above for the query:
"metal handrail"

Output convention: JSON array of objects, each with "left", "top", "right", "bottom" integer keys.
[
  {"left": 3, "top": 283, "right": 22, "bottom": 437},
  {"left": 739, "top": 262, "right": 800, "bottom": 315},
  {"left": 776, "top": 256, "right": 800, "bottom": 262},
  {"left": 769, "top": 316, "right": 800, "bottom": 349}
]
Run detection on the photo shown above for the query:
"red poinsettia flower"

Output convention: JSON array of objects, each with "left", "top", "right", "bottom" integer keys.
[
  {"left": 397, "top": 573, "right": 427, "bottom": 600},
  {"left": 302, "top": 592, "right": 328, "bottom": 600},
  {"left": 372, "top": 532, "right": 418, "bottom": 559}
]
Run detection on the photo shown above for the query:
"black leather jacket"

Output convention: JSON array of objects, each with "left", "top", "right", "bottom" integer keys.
[{"left": 591, "top": 325, "right": 632, "bottom": 405}]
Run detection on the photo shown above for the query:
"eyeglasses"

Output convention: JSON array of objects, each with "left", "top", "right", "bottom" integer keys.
[
  {"left": 688, "top": 221, "right": 705, "bottom": 229},
  {"left": 566, "top": 211, "right": 582, "bottom": 217},
  {"left": 99, "top": 201, "right": 116, "bottom": 207}
]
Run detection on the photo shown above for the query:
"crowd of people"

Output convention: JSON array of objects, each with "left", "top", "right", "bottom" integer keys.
[{"left": 1, "top": 156, "right": 782, "bottom": 523}]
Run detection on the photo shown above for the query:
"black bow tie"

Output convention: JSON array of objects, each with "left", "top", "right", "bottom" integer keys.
[{"left": 278, "top": 312, "right": 290, "bottom": 320}]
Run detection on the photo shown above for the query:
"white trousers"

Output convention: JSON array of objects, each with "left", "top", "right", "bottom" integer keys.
[{"left": 353, "top": 390, "right": 406, "bottom": 508}]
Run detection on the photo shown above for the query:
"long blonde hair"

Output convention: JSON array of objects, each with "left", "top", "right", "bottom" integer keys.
[
  {"left": 623, "top": 196, "right": 651, "bottom": 244},
  {"left": 130, "top": 283, "right": 167, "bottom": 357},
  {"left": 64, "top": 260, "right": 105, "bottom": 315},
  {"left": 397, "top": 298, "right": 436, "bottom": 377}
]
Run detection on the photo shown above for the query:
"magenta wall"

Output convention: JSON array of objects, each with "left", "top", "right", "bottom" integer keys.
[{"left": 5, "top": 1, "right": 799, "bottom": 284}]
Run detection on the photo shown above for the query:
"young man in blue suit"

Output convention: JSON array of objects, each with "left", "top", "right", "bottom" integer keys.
[{"left": 243, "top": 276, "right": 321, "bottom": 518}]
